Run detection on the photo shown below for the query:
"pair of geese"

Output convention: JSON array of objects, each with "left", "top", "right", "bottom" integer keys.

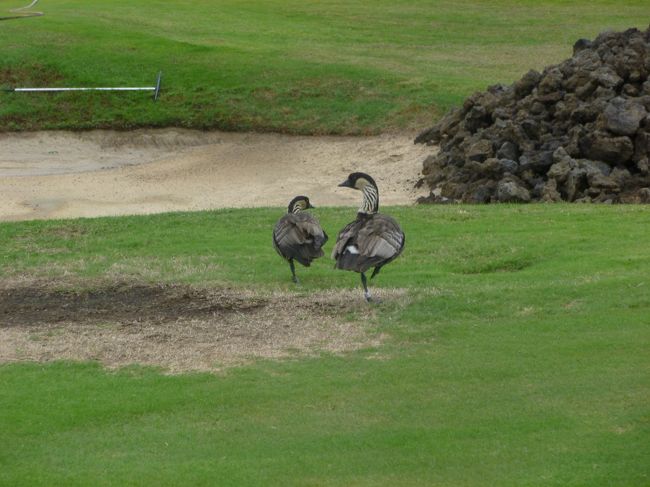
[{"left": 273, "top": 172, "right": 404, "bottom": 302}]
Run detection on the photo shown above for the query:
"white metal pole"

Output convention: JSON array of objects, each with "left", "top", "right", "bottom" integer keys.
[
  {"left": 12, "top": 87, "right": 156, "bottom": 92},
  {"left": 4, "top": 72, "right": 163, "bottom": 100}
]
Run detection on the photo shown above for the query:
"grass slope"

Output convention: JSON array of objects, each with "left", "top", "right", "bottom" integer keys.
[
  {"left": 1, "top": 205, "right": 649, "bottom": 485},
  {"left": 0, "top": 1, "right": 647, "bottom": 133}
]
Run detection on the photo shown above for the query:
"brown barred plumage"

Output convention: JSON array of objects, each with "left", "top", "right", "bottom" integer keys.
[
  {"left": 273, "top": 196, "right": 328, "bottom": 284},
  {"left": 332, "top": 173, "right": 404, "bottom": 302}
]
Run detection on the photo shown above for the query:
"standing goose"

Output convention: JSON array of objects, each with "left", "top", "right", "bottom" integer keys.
[
  {"left": 273, "top": 196, "right": 328, "bottom": 284},
  {"left": 332, "top": 172, "right": 404, "bottom": 302}
]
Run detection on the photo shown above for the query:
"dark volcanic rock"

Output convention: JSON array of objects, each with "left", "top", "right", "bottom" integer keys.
[
  {"left": 415, "top": 26, "right": 650, "bottom": 204},
  {"left": 514, "top": 70, "right": 542, "bottom": 98},
  {"left": 579, "top": 131, "right": 634, "bottom": 164},
  {"left": 602, "top": 97, "right": 647, "bottom": 135},
  {"left": 496, "top": 178, "right": 531, "bottom": 202},
  {"left": 496, "top": 141, "right": 519, "bottom": 160},
  {"left": 467, "top": 139, "right": 493, "bottom": 162}
]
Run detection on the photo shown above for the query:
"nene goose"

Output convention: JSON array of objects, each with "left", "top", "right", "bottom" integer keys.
[
  {"left": 332, "top": 172, "right": 404, "bottom": 302},
  {"left": 273, "top": 196, "right": 328, "bottom": 284}
]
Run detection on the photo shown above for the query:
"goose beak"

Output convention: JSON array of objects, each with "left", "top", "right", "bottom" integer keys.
[
  {"left": 338, "top": 179, "right": 352, "bottom": 188},
  {"left": 308, "top": 203, "right": 315, "bottom": 209}
]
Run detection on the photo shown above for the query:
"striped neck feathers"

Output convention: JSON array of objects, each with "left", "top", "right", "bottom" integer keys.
[
  {"left": 358, "top": 183, "right": 379, "bottom": 214},
  {"left": 291, "top": 203, "right": 305, "bottom": 214},
  {"left": 288, "top": 197, "right": 310, "bottom": 214}
]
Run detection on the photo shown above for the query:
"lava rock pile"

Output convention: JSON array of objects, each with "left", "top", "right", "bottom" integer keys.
[{"left": 415, "top": 26, "right": 650, "bottom": 203}]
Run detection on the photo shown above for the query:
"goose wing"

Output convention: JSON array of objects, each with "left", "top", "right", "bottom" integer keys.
[
  {"left": 357, "top": 214, "right": 404, "bottom": 261},
  {"left": 333, "top": 214, "right": 404, "bottom": 272},
  {"left": 331, "top": 219, "right": 362, "bottom": 260},
  {"left": 273, "top": 213, "right": 328, "bottom": 264}
]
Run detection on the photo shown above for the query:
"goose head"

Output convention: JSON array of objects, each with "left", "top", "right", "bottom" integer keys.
[
  {"left": 338, "top": 172, "right": 379, "bottom": 214},
  {"left": 338, "top": 172, "right": 377, "bottom": 191},
  {"left": 288, "top": 195, "right": 314, "bottom": 214}
]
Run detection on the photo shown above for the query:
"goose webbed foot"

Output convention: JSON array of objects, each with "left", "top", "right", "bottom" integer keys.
[
  {"left": 361, "top": 272, "right": 380, "bottom": 303},
  {"left": 364, "top": 293, "right": 382, "bottom": 304}
]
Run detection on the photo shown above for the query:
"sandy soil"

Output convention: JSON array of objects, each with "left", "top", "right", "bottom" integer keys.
[
  {"left": 0, "top": 278, "right": 408, "bottom": 373},
  {"left": 0, "top": 129, "right": 432, "bottom": 221}
]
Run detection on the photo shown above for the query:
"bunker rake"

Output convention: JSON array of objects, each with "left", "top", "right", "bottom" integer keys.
[{"left": 2, "top": 71, "right": 164, "bottom": 101}]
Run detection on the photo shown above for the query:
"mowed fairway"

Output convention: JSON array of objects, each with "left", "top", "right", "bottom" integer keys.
[
  {"left": 1, "top": 205, "right": 649, "bottom": 485},
  {"left": 0, "top": 0, "right": 647, "bottom": 133}
]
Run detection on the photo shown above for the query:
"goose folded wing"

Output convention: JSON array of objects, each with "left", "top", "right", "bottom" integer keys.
[
  {"left": 274, "top": 214, "right": 327, "bottom": 263},
  {"left": 331, "top": 220, "right": 360, "bottom": 259},
  {"left": 294, "top": 214, "right": 328, "bottom": 249},
  {"left": 357, "top": 219, "right": 404, "bottom": 260}
]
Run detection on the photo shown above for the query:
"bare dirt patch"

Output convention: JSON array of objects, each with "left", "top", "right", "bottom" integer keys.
[
  {"left": 0, "top": 279, "right": 399, "bottom": 373},
  {"left": 0, "top": 129, "right": 433, "bottom": 221}
]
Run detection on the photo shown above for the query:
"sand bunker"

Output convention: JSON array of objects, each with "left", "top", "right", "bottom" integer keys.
[{"left": 0, "top": 129, "right": 431, "bottom": 221}]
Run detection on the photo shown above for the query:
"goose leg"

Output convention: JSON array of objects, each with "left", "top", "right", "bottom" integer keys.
[
  {"left": 361, "top": 272, "right": 371, "bottom": 302},
  {"left": 361, "top": 272, "right": 382, "bottom": 303},
  {"left": 289, "top": 259, "right": 300, "bottom": 284}
]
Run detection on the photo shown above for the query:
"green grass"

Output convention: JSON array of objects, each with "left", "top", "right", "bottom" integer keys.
[
  {"left": 1, "top": 205, "right": 649, "bottom": 486},
  {"left": 1, "top": 0, "right": 647, "bottom": 134}
]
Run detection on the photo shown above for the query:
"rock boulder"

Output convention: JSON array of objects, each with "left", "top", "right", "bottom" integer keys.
[{"left": 416, "top": 26, "right": 650, "bottom": 204}]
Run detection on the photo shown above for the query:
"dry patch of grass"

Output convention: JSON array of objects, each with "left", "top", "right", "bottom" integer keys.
[{"left": 0, "top": 278, "right": 407, "bottom": 373}]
